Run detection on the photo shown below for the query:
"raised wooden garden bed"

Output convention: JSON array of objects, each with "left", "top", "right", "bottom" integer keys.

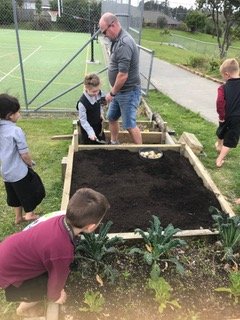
[{"left": 61, "top": 130, "right": 234, "bottom": 240}]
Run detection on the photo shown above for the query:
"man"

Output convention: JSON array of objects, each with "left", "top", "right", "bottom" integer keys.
[{"left": 99, "top": 12, "right": 142, "bottom": 144}]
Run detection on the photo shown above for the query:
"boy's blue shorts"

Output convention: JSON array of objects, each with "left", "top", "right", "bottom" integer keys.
[{"left": 107, "top": 87, "right": 141, "bottom": 129}]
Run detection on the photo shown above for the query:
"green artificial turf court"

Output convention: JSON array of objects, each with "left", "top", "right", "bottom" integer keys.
[{"left": 0, "top": 28, "right": 109, "bottom": 111}]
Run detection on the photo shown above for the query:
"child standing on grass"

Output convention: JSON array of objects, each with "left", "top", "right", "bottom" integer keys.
[
  {"left": 215, "top": 58, "right": 240, "bottom": 168},
  {"left": 0, "top": 188, "right": 110, "bottom": 317},
  {"left": 0, "top": 93, "right": 45, "bottom": 224},
  {"left": 76, "top": 73, "right": 106, "bottom": 144}
]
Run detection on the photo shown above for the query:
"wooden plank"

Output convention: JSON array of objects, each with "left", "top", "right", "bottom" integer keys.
[
  {"left": 72, "top": 129, "right": 78, "bottom": 152},
  {"left": 51, "top": 134, "right": 72, "bottom": 140},
  {"left": 141, "top": 97, "right": 153, "bottom": 120},
  {"left": 78, "top": 144, "right": 182, "bottom": 152},
  {"left": 46, "top": 302, "right": 59, "bottom": 320},
  {"left": 102, "top": 120, "right": 154, "bottom": 130},
  {"left": 107, "top": 229, "right": 219, "bottom": 240},
  {"left": 104, "top": 130, "right": 162, "bottom": 144},
  {"left": 182, "top": 144, "right": 234, "bottom": 216},
  {"left": 179, "top": 132, "right": 203, "bottom": 155},
  {"left": 61, "top": 157, "right": 68, "bottom": 182},
  {"left": 61, "top": 145, "right": 74, "bottom": 211}
]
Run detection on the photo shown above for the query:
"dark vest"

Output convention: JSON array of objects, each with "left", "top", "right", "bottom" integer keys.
[
  {"left": 224, "top": 78, "right": 240, "bottom": 118},
  {"left": 76, "top": 93, "right": 101, "bottom": 126}
]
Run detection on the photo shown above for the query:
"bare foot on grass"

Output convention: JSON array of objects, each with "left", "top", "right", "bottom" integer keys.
[
  {"left": 216, "top": 158, "right": 224, "bottom": 168},
  {"left": 15, "top": 217, "right": 26, "bottom": 224},
  {"left": 235, "top": 198, "right": 240, "bottom": 205},
  {"left": 23, "top": 213, "right": 39, "bottom": 221}
]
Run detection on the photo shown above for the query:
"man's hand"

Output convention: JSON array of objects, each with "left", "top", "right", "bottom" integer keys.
[{"left": 105, "top": 93, "right": 114, "bottom": 103}]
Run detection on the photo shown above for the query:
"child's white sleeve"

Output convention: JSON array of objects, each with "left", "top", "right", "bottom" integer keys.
[
  {"left": 15, "top": 127, "right": 29, "bottom": 154},
  {"left": 78, "top": 103, "right": 95, "bottom": 137}
]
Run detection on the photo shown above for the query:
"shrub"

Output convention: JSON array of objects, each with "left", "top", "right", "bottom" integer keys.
[
  {"left": 188, "top": 56, "right": 209, "bottom": 69},
  {"left": 32, "top": 17, "right": 52, "bottom": 30}
]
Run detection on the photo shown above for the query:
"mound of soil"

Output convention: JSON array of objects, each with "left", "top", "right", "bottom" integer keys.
[{"left": 70, "top": 149, "right": 220, "bottom": 232}]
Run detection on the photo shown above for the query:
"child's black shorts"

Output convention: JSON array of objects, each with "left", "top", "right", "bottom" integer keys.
[
  {"left": 5, "top": 273, "right": 48, "bottom": 302},
  {"left": 216, "top": 116, "right": 240, "bottom": 148},
  {"left": 4, "top": 168, "right": 45, "bottom": 212}
]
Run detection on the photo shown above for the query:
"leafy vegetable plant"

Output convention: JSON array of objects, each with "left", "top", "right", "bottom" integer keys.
[
  {"left": 79, "top": 290, "right": 105, "bottom": 313},
  {"left": 215, "top": 271, "right": 240, "bottom": 304},
  {"left": 75, "top": 220, "right": 123, "bottom": 282},
  {"left": 130, "top": 215, "right": 186, "bottom": 274},
  {"left": 147, "top": 264, "right": 181, "bottom": 313},
  {"left": 210, "top": 206, "right": 240, "bottom": 262}
]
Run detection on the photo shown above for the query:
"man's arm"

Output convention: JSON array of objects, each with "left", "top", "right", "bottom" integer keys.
[{"left": 106, "top": 72, "right": 128, "bottom": 102}]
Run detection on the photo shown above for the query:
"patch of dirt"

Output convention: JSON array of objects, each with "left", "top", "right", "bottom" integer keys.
[
  {"left": 61, "top": 241, "right": 240, "bottom": 320},
  {"left": 70, "top": 149, "right": 221, "bottom": 232}
]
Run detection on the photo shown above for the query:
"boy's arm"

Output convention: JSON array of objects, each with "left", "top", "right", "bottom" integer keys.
[
  {"left": 216, "top": 85, "right": 226, "bottom": 121},
  {"left": 45, "top": 258, "right": 71, "bottom": 302},
  {"left": 78, "top": 102, "right": 96, "bottom": 140},
  {"left": 20, "top": 152, "right": 33, "bottom": 167}
]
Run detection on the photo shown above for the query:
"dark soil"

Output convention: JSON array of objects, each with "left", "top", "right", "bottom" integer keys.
[{"left": 70, "top": 149, "right": 221, "bottom": 232}]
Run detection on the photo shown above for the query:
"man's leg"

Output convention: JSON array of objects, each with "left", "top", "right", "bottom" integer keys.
[
  {"left": 109, "top": 120, "right": 120, "bottom": 143},
  {"left": 128, "top": 127, "right": 142, "bottom": 144}
]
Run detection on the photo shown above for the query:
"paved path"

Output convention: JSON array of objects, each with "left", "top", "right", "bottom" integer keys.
[{"left": 150, "top": 58, "right": 220, "bottom": 125}]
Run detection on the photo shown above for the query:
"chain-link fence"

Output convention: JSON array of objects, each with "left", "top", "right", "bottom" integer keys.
[
  {"left": 171, "top": 33, "right": 240, "bottom": 58},
  {"left": 0, "top": 0, "right": 152, "bottom": 112}
]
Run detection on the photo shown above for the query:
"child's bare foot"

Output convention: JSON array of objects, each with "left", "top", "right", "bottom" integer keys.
[
  {"left": 235, "top": 198, "right": 240, "bottom": 205},
  {"left": 15, "top": 216, "right": 26, "bottom": 224},
  {"left": 215, "top": 142, "right": 222, "bottom": 153},
  {"left": 16, "top": 302, "right": 43, "bottom": 317},
  {"left": 216, "top": 158, "right": 224, "bottom": 168},
  {"left": 23, "top": 213, "right": 39, "bottom": 221}
]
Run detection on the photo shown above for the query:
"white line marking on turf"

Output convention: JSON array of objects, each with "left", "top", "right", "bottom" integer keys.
[
  {"left": 50, "top": 34, "right": 62, "bottom": 40},
  {"left": 0, "top": 46, "right": 41, "bottom": 83}
]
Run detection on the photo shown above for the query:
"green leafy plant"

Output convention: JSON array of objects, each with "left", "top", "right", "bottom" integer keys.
[
  {"left": 130, "top": 215, "right": 186, "bottom": 274},
  {"left": 75, "top": 220, "right": 124, "bottom": 282},
  {"left": 147, "top": 264, "right": 181, "bottom": 313},
  {"left": 210, "top": 206, "right": 240, "bottom": 262},
  {"left": 79, "top": 290, "right": 105, "bottom": 313},
  {"left": 215, "top": 271, "right": 240, "bottom": 304}
]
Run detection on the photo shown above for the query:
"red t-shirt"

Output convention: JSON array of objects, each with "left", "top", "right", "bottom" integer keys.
[{"left": 0, "top": 215, "right": 74, "bottom": 301}]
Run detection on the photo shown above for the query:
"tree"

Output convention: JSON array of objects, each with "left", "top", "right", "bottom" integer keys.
[
  {"left": 0, "top": 0, "right": 13, "bottom": 24},
  {"left": 157, "top": 16, "right": 168, "bottom": 28},
  {"left": 185, "top": 10, "right": 206, "bottom": 32},
  {"left": 36, "top": 0, "right": 42, "bottom": 16},
  {"left": 197, "top": 0, "right": 240, "bottom": 58}
]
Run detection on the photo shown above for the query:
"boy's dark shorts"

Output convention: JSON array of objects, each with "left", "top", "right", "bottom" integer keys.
[
  {"left": 216, "top": 116, "right": 240, "bottom": 148},
  {"left": 4, "top": 168, "right": 45, "bottom": 212},
  {"left": 5, "top": 273, "right": 48, "bottom": 302}
]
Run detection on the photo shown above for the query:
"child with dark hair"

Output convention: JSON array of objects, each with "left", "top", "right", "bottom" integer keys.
[
  {"left": 0, "top": 188, "right": 110, "bottom": 317},
  {"left": 76, "top": 73, "right": 106, "bottom": 144},
  {"left": 0, "top": 93, "right": 45, "bottom": 223}
]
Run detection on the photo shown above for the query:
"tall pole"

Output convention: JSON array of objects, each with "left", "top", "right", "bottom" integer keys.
[{"left": 12, "top": 0, "right": 28, "bottom": 110}]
